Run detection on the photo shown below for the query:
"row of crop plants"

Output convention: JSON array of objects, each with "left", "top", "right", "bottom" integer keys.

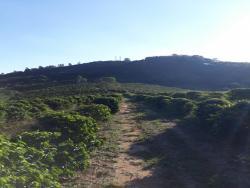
[{"left": 0, "top": 93, "right": 122, "bottom": 187}]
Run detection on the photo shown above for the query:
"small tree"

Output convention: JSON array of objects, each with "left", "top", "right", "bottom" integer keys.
[
  {"left": 58, "top": 64, "right": 64, "bottom": 67},
  {"left": 124, "top": 58, "right": 131, "bottom": 62}
]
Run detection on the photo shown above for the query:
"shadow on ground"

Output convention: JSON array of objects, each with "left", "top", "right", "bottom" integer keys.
[{"left": 127, "top": 103, "right": 250, "bottom": 188}]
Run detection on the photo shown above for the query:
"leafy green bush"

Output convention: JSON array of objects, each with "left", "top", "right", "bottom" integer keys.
[
  {"left": 212, "top": 101, "right": 250, "bottom": 138},
  {"left": 109, "top": 93, "right": 123, "bottom": 102},
  {"left": 41, "top": 112, "right": 101, "bottom": 148},
  {"left": 4, "top": 99, "right": 51, "bottom": 121},
  {"left": 5, "top": 100, "right": 32, "bottom": 121},
  {"left": 77, "top": 104, "right": 111, "bottom": 121},
  {"left": 18, "top": 131, "right": 90, "bottom": 174},
  {"left": 148, "top": 96, "right": 169, "bottom": 110},
  {"left": 44, "top": 97, "right": 71, "bottom": 110},
  {"left": 0, "top": 135, "right": 61, "bottom": 187},
  {"left": 135, "top": 95, "right": 195, "bottom": 118},
  {"left": 163, "top": 98, "right": 196, "bottom": 118},
  {"left": 94, "top": 97, "right": 120, "bottom": 113},
  {"left": 54, "top": 139, "right": 89, "bottom": 175},
  {"left": 137, "top": 95, "right": 171, "bottom": 109},
  {"left": 13, "top": 129, "right": 91, "bottom": 181},
  {"left": 29, "top": 98, "right": 50, "bottom": 117},
  {"left": 195, "top": 98, "right": 232, "bottom": 129}
]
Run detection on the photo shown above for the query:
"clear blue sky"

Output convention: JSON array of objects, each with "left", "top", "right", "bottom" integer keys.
[{"left": 1, "top": 0, "right": 250, "bottom": 73}]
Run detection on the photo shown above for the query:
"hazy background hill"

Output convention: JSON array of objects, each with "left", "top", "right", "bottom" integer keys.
[{"left": 1, "top": 55, "right": 250, "bottom": 90}]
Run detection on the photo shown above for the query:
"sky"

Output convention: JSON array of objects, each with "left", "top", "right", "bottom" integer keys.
[{"left": 1, "top": 0, "right": 250, "bottom": 73}]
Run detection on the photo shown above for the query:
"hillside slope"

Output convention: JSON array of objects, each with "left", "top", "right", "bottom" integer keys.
[{"left": 1, "top": 55, "right": 250, "bottom": 90}]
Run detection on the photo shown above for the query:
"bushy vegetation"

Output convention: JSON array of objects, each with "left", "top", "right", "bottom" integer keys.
[
  {"left": 164, "top": 98, "right": 196, "bottom": 118},
  {"left": 94, "top": 97, "right": 120, "bottom": 113},
  {"left": 195, "top": 98, "right": 232, "bottom": 129},
  {"left": 209, "top": 101, "right": 250, "bottom": 138},
  {"left": 77, "top": 104, "right": 111, "bottom": 121},
  {"left": 44, "top": 97, "right": 72, "bottom": 110},
  {"left": 4, "top": 55, "right": 250, "bottom": 90},
  {"left": 0, "top": 111, "right": 103, "bottom": 187},
  {"left": 0, "top": 134, "right": 61, "bottom": 187},
  {"left": 134, "top": 94, "right": 195, "bottom": 118},
  {"left": 5, "top": 100, "right": 33, "bottom": 121},
  {"left": 5, "top": 73, "right": 250, "bottom": 187},
  {"left": 134, "top": 91, "right": 250, "bottom": 141},
  {"left": 40, "top": 112, "right": 101, "bottom": 148},
  {"left": 0, "top": 83, "right": 123, "bottom": 187}
]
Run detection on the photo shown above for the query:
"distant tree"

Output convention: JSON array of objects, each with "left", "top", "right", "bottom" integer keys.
[
  {"left": 58, "top": 64, "right": 64, "bottom": 67},
  {"left": 38, "top": 66, "right": 43, "bottom": 69},
  {"left": 68, "top": 63, "right": 72, "bottom": 66},
  {"left": 45, "top": 65, "right": 56, "bottom": 69},
  {"left": 124, "top": 58, "right": 131, "bottom": 62},
  {"left": 24, "top": 67, "right": 30, "bottom": 72}
]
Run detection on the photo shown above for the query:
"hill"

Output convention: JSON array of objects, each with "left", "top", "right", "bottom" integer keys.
[{"left": 1, "top": 55, "right": 250, "bottom": 90}]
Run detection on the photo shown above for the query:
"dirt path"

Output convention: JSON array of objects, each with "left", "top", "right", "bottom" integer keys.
[
  {"left": 111, "top": 101, "right": 153, "bottom": 187},
  {"left": 62, "top": 100, "right": 159, "bottom": 188}
]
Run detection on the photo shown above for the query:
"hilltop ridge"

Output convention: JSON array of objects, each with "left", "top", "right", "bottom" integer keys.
[{"left": 1, "top": 55, "right": 250, "bottom": 90}]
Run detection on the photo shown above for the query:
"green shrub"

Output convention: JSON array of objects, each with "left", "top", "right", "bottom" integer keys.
[
  {"left": 163, "top": 98, "right": 196, "bottom": 118},
  {"left": 94, "top": 97, "right": 119, "bottom": 113},
  {"left": 195, "top": 98, "right": 232, "bottom": 129},
  {"left": 5, "top": 100, "right": 32, "bottom": 121},
  {"left": 140, "top": 95, "right": 171, "bottom": 109},
  {"left": 109, "top": 93, "right": 123, "bottom": 102},
  {"left": 41, "top": 112, "right": 101, "bottom": 148},
  {"left": 3, "top": 129, "right": 92, "bottom": 187},
  {"left": 77, "top": 104, "right": 111, "bottom": 121},
  {"left": 29, "top": 98, "right": 50, "bottom": 117},
  {"left": 0, "top": 135, "right": 61, "bottom": 187},
  {"left": 44, "top": 97, "right": 71, "bottom": 110},
  {"left": 54, "top": 139, "right": 89, "bottom": 174},
  {"left": 212, "top": 101, "right": 250, "bottom": 138},
  {"left": 150, "top": 96, "right": 170, "bottom": 110},
  {"left": 15, "top": 131, "right": 60, "bottom": 150},
  {"left": 135, "top": 95, "right": 195, "bottom": 118},
  {"left": 5, "top": 99, "right": 51, "bottom": 121}
]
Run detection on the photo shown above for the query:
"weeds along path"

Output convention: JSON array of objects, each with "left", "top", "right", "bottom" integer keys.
[
  {"left": 111, "top": 100, "right": 153, "bottom": 187},
  {"left": 62, "top": 99, "right": 155, "bottom": 188}
]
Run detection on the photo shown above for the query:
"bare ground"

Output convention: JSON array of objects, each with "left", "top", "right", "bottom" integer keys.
[{"left": 111, "top": 101, "right": 153, "bottom": 187}]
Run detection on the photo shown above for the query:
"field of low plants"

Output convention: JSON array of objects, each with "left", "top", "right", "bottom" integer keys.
[
  {"left": 3, "top": 76, "right": 250, "bottom": 187},
  {"left": 132, "top": 88, "right": 250, "bottom": 141},
  {"left": 0, "top": 83, "right": 122, "bottom": 187}
]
